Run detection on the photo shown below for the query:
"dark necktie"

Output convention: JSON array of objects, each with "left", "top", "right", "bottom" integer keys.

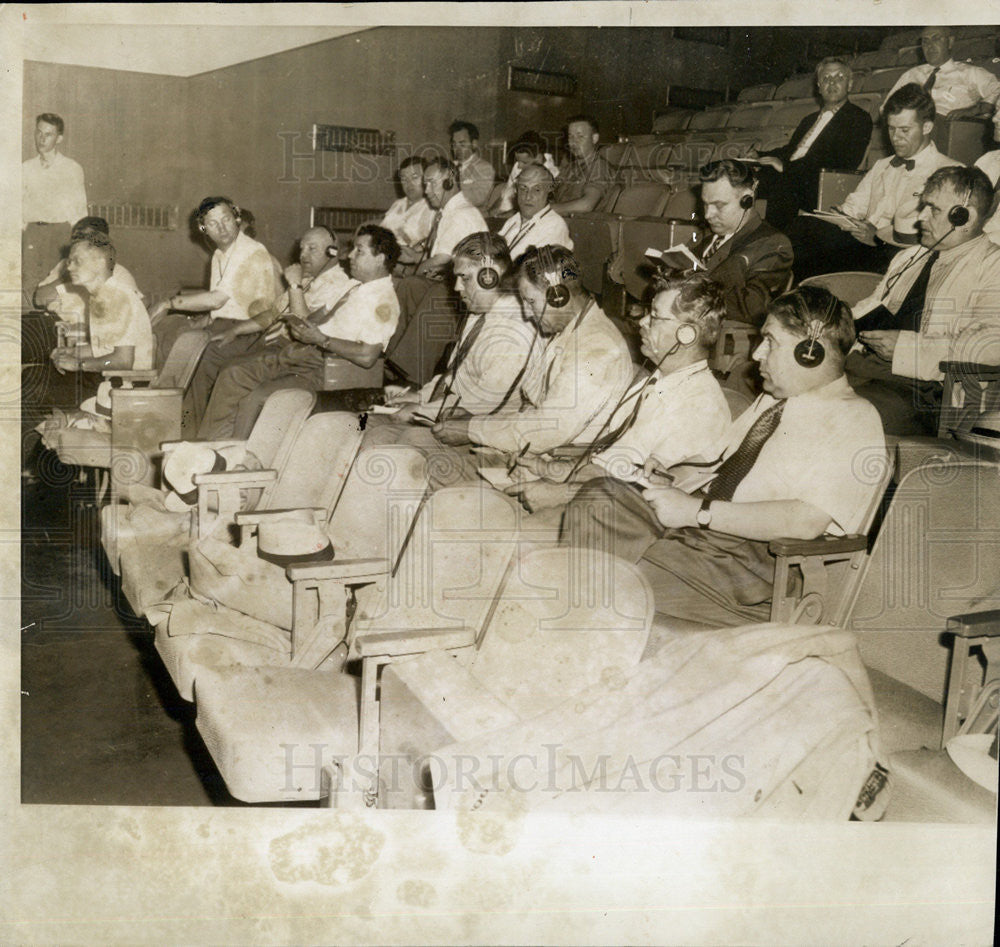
[
  {"left": 429, "top": 313, "right": 487, "bottom": 402},
  {"left": 705, "top": 399, "right": 786, "bottom": 502},
  {"left": 701, "top": 234, "right": 727, "bottom": 263},
  {"left": 853, "top": 251, "right": 939, "bottom": 333},
  {"left": 924, "top": 66, "right": 940, "bottom": 93},
  {"left": 889, "top": 156, "right": 916, "bottom": 171},
  {"left": 420, "top": 211, "right": 442, "bottom": 265}
]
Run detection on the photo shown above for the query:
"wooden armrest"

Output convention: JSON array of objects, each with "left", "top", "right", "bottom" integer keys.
[
  {"left": 287, "top": 557, "right": 390, "bottom": 583},
  {"left": 356, "top": 626, "right": 476, "bottom": 658},
  {"left": 235, "top": 507, "right": 325, "bottom": 526},
  {"left": 193, "top": 469, "right": 277, "bottom": 487},
  {"left": 161, "top": 438, "right": 245, "bottom": 453},
  {"left": 947, "top": 610, "right": 1000, "bottom": 638},
  {"left": 110, "top": 386, "right": 183, "bottom": 400},
  {"left": 939, "top": 361, "right": 1000, "bottom": 378},
  {"left": 103, "top": 369, "right": 157, "bottom": 384},
  {"left": 768, "top": 534, "right": 868, "bottom": 557}
]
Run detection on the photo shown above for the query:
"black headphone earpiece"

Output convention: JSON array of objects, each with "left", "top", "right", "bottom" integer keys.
[
  {"left": 947, "top": 186, "right": 971, "bottom": 228},
  {"left": 794, "top": 294, "right": 838, "bottom": 368},
  {"left": 326, "top": 244, "right": 339, "bottom": 258},
  {"left": 477, "top": 250, "right": 500, "bottom": 289},
  {"left": 739, "top": 191, "right": 755, "bottom": 211},
  {"left": 538, "top": 246, "right": 570, "bottom": 308}
]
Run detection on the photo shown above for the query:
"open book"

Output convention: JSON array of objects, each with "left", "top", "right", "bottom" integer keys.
[{"left": 645, "top": 243, "right": 703, "bottom": 272}]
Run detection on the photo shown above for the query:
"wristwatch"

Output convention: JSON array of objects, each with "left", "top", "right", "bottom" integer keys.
[{"left": 695, "top": 497, "right": 713, "bottom": 529}]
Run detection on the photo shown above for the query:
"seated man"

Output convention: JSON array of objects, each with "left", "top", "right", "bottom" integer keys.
[
  {"left": 570, "top": 286, "right": 886, "bottom": 629},
  {"left": 450, "top": 119, "right": 496, "bottom": 211},
  {"left": 550, "top": 114, "right": 618, "bottom": 215},
  {"left": 787, "top": 84, "right": 960, "bottom": 281},
  {"left": 379, "top": 232, "right": 544, "bottom": 429},
  {"left": 48, "top": 232, "right": 153, "bottom": 375},
  {"left": 848, "top": 165, "right": 1000, "bottom": 435},
  {"left": 497, "top": 165, "right": 574, "bottom": 257},
  {"left": 506, "top": 273, "right": 731, "bottom": 536},
  {"left": 36, "top": 232, "right": 154, "bottom": 451},
  {"left": 148, "top": 196, "right": 278, "bottom": 369},
  {"left": 390, "top": 157, "right": 488, "bottom": 385},
  {"left": 185, "top": 225, "right": 355, "bottom": 432},
  {"left": 487, "top": 129, "right": 560, "bottom": 217},
  {"left": 382, "top": 156, "right": 435, "bottom": 265},
  {"left": 884, "top": 26, "right": 1000, "bottom": 128},
  {"left": 199, "top": 224, "right": 400, "bottom": 440},
  {"left": 433, "top": 245, "right": 633, "bottom": 475},
  {"left": 751, "top": 57, "right": 873, "bottom": 233},
  {"left": 692, "top": 159, "right": 794, "bottom": 327}
]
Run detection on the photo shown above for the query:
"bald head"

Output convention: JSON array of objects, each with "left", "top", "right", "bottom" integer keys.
[
  {"left": 516, "top": 163, "right": 555, "bottom": 218},
  {"left": 298, "top": 226, "right": 338, "bottom": 276},
  {"left": 921, "top": 26, "right": 954, "bottom": 66}
]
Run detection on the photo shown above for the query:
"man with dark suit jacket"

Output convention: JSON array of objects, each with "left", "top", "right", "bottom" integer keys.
[
  {"left": 696, "top": 159, "right": 794, "bottom": 327},
  {"left": 751, "top": 57, "right": 873, "bottom": 233}
]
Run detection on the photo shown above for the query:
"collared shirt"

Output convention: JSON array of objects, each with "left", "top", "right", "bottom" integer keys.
[
  {"left": 974, "top": 149, "right": 1000, "bottom": 187},
  {"left": 420, "top": 293, "right": 544, "bottom": 414},
  {"left": 275, "top": 263, "right": 357, "bottom": 317},
  {"left": 884, "top": 59, "right": 1000, "bottom": 124},
  {"left": 498, "top": 206, "right": 574, "bottom": 256},
  {"left": 381, "top": 195, "right": 436, "bottom": 248},
  {"left": 854, "top": 234, "right": 1000, "bottom": 381},
  {"left": 88, "top": 279, "right": 154, "bottom": 370},
  {"left": 431, "top": 191, "right": 488, "bottom": 259},
  {"left": 458, "top": 154, "right": 497, "bottom": 209},
  {"left": 22, "top": 151, "right": 88, "bottom": 226},
  {"left": 789, "top": 101, "right": 845, "bottom": 162},
  {"left": 708, "top": 377, "right": 886, "bottom": 536},
  {"left": 468, "top": 301, "right": 633, "bottom": 454},
  {"left": 840, "top": 141, "right": 960, "bottom": 243},
  {"left": 51, "top": 262, "right": 140, "bottom": 325},
  {"left": 553, "top": 152, "right": 617, "bottom": 207},
  {"left": 210, "top": 231, "right": 279, "bottom": 322},
  {"left": 316, "top": 274, "right": 399, "bottom": 349},
  {"left": 592, "top": 360, "right": 731, "bottom": 480}
]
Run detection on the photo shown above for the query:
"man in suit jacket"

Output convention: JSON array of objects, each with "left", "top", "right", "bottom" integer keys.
[
  {"left": 753, "top": 57, "right": 873, "bottom": 232},
  {"left": 697, "top": 159, "right": 794, "bottom": 327}
]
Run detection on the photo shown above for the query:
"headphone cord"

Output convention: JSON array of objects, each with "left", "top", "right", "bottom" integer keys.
[{"left": 881, "top": 226, "right": 953, "bottom": 298}]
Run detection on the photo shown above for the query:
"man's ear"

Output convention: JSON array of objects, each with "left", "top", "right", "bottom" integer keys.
[{"left": 921, "top": 120, "right": 935, "bottom": 138}]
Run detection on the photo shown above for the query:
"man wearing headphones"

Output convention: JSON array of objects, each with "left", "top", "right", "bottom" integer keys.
[
  {"left": 149, "top": 196, "right": 279, "bottom": 374},
  {"left": 186, "top": 225, "right": 356, "bottom": 432},
  {"left": 847, "top": 165, "right": 1000, "bottom": 435},
  {"left": 586, "top": 286, "right": 885, "bottom": 632},
  {"left": 434, "top": 244, "right": 632, "bottom": 460},
  {"left": 368, "top": 232, "right": 545, "bottom": 448},
  {"left": 506, "top": 273, "right": 731, "bottom": 539},
  {"left": 696, "top": 159, "right": 794, "bottom": 327},
  {"left": 390, "top": 157, "right": 488, "bottom": 385}
]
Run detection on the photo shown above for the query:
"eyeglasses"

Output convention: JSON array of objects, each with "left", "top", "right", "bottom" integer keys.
[
  {"left": 516, "top": 184, "right": 546, "bottom": 196},
  {"left": 818, "top": 73, "right": 848, "bottom": 84}
]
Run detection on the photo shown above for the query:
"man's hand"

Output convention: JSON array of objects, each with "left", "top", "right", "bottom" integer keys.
[
  {"left": 416, "top": 260, "right": 445, "bottom": 279},
  {"left": 283, "top": 263, "right": 304, "bottom": 288},
  {"left": 504, "top": 479, "right": 573, "bottom": 513},
  {"left": 755, "top": 155, "right": 784, "bottom": 172},
  {"left": 431, "top": 417, "right": 472, "bottom": 445},
  {"left": 50, "top": 349, "right": 79, "bottom": 373},
  {"left": 148, "top": 299, "right": 171, "bottom": 323},
  {"left": 643, "top": 485, "right": 702, "bottom": 530},
  {"left": 384, "top": 384, "right": 420, "bottom": 406},
  {"left": 286, "top": 316, "right": 327, "bottom": 347},
  {"left": 844, "top": 219, "right": 878, "bottom": 245},
  {"left": 210, "top": 325, "right": 243, "bottom": 345},
  {"left": 858, "top": 329, "right": 899, "bottom": 361},
  {"left": 947, "top": 104, "right": 991, "bottom": 120}
]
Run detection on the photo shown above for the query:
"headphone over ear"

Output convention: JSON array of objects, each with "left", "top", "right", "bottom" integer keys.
[
  {"left": 948, "top": 186, "right": 972, "bottom": 228},
  {"left": 326, "top": 244, "right": 339, "bottom": 258},
  {"left": 538, "top": 245, "right": 571, "bottom": 308},
  {"left": 477, "top": 249, "right": 501, "bottom": 290},
  {"left": 675, "top": 322, "right": 698, "bottom": 346},
  {"left": 739, "top": 191, "right": 755, "bottom": 211},
  {"left": 793, "top": 293, "right": 839, "bottom": 368}
]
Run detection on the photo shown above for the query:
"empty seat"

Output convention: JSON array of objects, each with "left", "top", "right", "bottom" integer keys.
[
  {"left": 651, "top": 108, "right": 694, "bottom": 133},
  {"left": 860, "top": 65, "right": 909, "bottom": 94},
  {"left": 850, "top": 92, "right": 884, "bottom": 121},
  {"left": 712, "top": 136, "right": 761, "bottom": 164},
  {"left": 736, "top": 83, "right": 776, "bottom": 103},
  {"left": 687, "top": 106, "right": 734, "bottom": 132},
  {"left": 725, "top": 102, "right": 775, "bottom": 130},
  {"left": 880, "top": 29, "right": 922, "bottom": 51},
  {"left": 773, "top": 73, "right": 815, "bottom": 100},
  {"left": 895, "top": 44, "right": 922, "bottom": 67},
  {"left": 851, "top": 49, "right": 899, "bottom": 71},
  {"left": 954, "top": 36, "right": 998, "bottom": 60},
  {"left": 611, "top": 182, "right": 673, "bottom": 218},
  {"left": 600, "top": 141, "right": 628, "bottom": 167},
  {"left": 616, "top": 216, "right": 705, "bottom": 301},
  {"left": 620, "top": 139, "right": 676, "bottom": 172},
  {"left": 665, "top": 138, "right": 717, "bottom": 172},
  {"left": 972, "top": 56, "right": 1000, "bottom": 79}
]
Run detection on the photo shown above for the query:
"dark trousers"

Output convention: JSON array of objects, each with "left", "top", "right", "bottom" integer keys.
[
  {"left": 786, "top": 217, "right": 901, "bottom": 282},
  {"left": 845, "top": 349, "right": 942, "bottom": 436}
]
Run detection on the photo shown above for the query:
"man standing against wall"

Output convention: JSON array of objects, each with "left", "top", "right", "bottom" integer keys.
[{"left": 22, "top": 112, "right": 88, "bottom": 309}]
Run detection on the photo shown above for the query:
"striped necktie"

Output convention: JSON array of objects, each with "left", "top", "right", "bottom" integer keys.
[{"left": 705, "top": 399, "right": 786, "bottom": 502}]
